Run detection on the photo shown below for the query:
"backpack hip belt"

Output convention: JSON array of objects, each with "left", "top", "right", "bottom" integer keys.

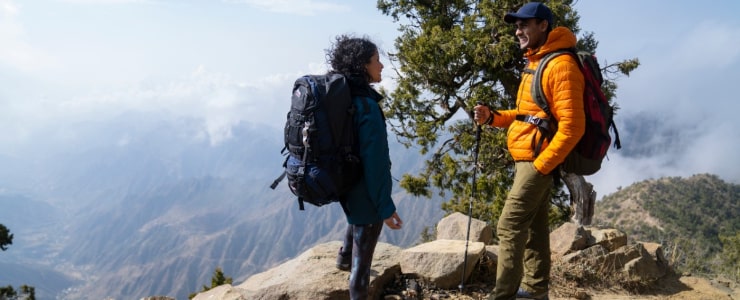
[
  {"left": 515, "top": 114, "right": 551, "bottom": 129},
  {"left": 515, "top": 114, "right": 554, "bottom": 157}
]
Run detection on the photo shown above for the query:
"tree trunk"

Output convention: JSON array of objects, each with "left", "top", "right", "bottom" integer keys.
[{"left": 561, "top": 172, "right": 596, "bottom": 226}]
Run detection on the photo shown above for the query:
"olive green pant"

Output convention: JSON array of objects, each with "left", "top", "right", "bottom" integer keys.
[{"left": 493, "top": 161, "right": 552, "bottom": 300}]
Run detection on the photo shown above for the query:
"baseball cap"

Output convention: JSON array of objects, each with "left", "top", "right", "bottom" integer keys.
[{"left": 504, "top": 2, "right": 553, "bottom": 25}]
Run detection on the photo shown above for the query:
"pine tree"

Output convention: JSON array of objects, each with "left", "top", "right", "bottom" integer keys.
[
  {"left": 0, "top": 224, "right": 13, "bottom": 251},
  {"left": 189, "top": 267, "right": 233, "bottom": 299},
  {"left": 377, "top": 0, "right": 638, "bottom": 231}
]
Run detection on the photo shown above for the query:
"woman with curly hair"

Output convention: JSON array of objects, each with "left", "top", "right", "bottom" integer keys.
[{"left": 326, "top": 34, "right": 403, "bottom": 300}]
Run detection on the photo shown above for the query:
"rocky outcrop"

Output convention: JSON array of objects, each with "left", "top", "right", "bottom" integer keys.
[
  {"left": 194, "top": 215, "right": 670, "bottom": 299},
  {"left": 552, "top": 224, "right": 668, "bottom": 282},
  {"left": 191, "top": 241, "right": 401, "bottom": 300},
  {"left": 192, "top": 213, "right": 495, "bottom": 299},
  {"left": 244, "top": 241, "right": 400, "bottom": 300}
]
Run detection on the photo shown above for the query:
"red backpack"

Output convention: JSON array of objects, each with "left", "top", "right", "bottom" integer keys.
[{"left": 523, "top": 48, "right": 621, "bottom": 175}]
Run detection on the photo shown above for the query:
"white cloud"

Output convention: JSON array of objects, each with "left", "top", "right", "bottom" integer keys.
[
  {"left": 29, "top": 65, "right": 306, "bottom": 146},
  {"left": 0, "top": 0, "right": 55, "bottom": 72},
  {"left": 0, "top": 0, "right": 18, "bottom": 14},
  {"left": 589, "top": 153, "right": 680, "bottom": 199},
  {"left": 610, "top": 20, "right": 740, "bottom": 122},
  {"left": 670, "top": 21, "right": 740, "bottom": 71},
  {"left": 588, "top": 114, "right": 740, "bottom": 199},
  {"left": 3, "top": 58, "right": 397, "bottom": 147},
  {"left": 678, "top": 121, "right": 740, "bottom": 182},
  {"left": 225, "top": 0, "right": 350, "bottom": 16}
]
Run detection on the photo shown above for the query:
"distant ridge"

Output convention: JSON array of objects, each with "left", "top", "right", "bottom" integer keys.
[{"left": 594, "top": 173, "right": 739, "bottom": 278}]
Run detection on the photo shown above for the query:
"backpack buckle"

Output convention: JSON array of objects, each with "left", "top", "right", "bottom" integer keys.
[
  {"left": 528, "top": 116, "right": 545, "bottom": 127},
  {"left": 302, "top": 122, "right": 310, "bottom": 147},
  {"left": 516, "top": 114, "right": 549, "bottom": 128}
]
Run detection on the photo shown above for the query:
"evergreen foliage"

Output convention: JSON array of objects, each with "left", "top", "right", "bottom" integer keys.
[
  {"left": 0, "top": 286, "right": 16, "bottom": 300},
  {"left": 189, "top": 267, "right": 233, "bottom": 299},
  {"left": 0, "top": 285, "right": 34, "bottom": 300},
  {"left": 377, "top": 0, "right": 638, "bottom": 230},
  {"left": 0, "top": 224, "right": 35, "bottom": 300},
  {"left": 718, "top": 232, "right": 740, "bottom": 282},
  {"left": 0, "top": 224, "right": 12, "bottom": 251}
]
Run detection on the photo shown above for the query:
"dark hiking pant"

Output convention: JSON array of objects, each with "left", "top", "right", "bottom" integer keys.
[
  {"left": 340, "top": 222, "right": 383, "bottom": 300},
  {"left": 493, "top": 161, "right": 552, "bottom": 300}
]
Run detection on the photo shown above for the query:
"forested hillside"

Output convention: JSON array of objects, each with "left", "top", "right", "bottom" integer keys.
[{"left": 594, "top": 174, "right": 739, "bottom": 280}]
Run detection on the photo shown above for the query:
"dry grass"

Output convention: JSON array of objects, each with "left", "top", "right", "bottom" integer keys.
[{"left": 549, "top": 257, "right": 658, "bottom": 299}]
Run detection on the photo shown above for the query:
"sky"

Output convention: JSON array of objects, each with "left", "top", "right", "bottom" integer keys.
[{"left": 1, "top": 0, "right": 739, "bottom": 198}]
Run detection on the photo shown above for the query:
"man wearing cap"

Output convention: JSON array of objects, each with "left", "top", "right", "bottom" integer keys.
[{"left": 474, "top": 2, "right": 585, "bottom": 300}]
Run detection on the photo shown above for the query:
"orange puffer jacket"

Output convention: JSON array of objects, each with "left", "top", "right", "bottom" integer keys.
[{"left": 492, "top": 26, "right": 586, "bottom": 175}]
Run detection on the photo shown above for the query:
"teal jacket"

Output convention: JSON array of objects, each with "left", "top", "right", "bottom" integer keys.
[{"left": 343, "top": 81, "right": 396, "bottom": 225}]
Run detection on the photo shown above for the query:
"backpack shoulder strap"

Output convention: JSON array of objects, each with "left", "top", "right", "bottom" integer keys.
[
  {"left": 530, "top": 49, "right": 577, "bottom": 117},
  {"left": 522, "top": 49, "right": 578, "bottom": 157},
  {"left": 320, "top": 74, "right": 352, "bottom": 148}
]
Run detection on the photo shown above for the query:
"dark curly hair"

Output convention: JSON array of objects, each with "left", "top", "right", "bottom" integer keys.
[{"left": 326, "top": 34, "right": 378, "bottom": 83}]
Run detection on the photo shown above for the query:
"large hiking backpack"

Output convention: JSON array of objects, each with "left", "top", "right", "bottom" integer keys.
[
  {"left": 523, "top": 48, "right": 621, "bottom": 175},
  {"left": 270, "top": 73, "right": 363, "bottom": 210}
]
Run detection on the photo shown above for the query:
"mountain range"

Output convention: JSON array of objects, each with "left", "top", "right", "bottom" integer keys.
[
  {"left": 594, "top": 173, "right": 739, "bottom": 278},
  {"left": 0, "top": 110, "right": 737, "bottom": 299},
  {"left": 0, "top": 110, "right": 444, "bottom": 299}
]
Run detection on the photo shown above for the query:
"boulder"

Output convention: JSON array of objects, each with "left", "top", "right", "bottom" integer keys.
[
  {"left": 587, "top": 227, "right": 628, "bottom": 252},
  {"left": 235, "top": 241, "right": 401, "bottom": 300},
  {"left": 641, "top": 242, "right": 668, "bottom": 266},
  {"left": 400, "top": 239, "right": 485, "bottom": 289},
  {"left": 624, "top": 242, "right": 668, "bottom": 281},
  {"left": 549, "top": 222, "right": 589, "bottom": 257},
  {"left": 598, "top": 243, "right": 644, "bottom": 270},
  {"left": 436, "top": 212, "right": 493, "bottom": 244}
]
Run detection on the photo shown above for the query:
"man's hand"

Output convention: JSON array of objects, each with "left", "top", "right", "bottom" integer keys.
[
  {"left": 474, "top": 104, "right": 493, "bottom": 125},
  {"left": 384, "top": 212, "right": 403, "bottom": 230}
]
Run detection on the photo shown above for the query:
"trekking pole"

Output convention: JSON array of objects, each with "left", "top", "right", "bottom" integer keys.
[{"left": 459, "top": 103, "right": 483, "bottom": 292}]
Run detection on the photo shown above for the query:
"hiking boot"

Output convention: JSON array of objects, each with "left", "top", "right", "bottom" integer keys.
[
  {"left": 336, "top": 247, "right": 351, "bottom": 271},
  {"left": 515, "top": 288, "right": 549, "bottom": 300}
]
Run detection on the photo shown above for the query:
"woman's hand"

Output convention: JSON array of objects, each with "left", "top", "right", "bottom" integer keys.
[{"left": 384, "top": 212, "right": 403, "bottom": 230}]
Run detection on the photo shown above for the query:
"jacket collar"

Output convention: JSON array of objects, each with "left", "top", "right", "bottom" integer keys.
[{"left": 525, "top": 26, "right": 578, "bottom": 61}]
